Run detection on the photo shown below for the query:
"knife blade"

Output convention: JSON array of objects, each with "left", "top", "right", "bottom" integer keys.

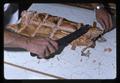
[
  {"left": 56, "top": 24, "right": 91, "bottom": 46},
  {"left": 30, "top": 24, "right": 91, "bottom": 58}
]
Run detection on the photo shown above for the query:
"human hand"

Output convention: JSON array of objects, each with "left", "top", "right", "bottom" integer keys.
[
  {"left": 25, "top": 38, "right": 59, "bottom": 59},
  {"left": 96, "top": 7, "right": 113, "bottom": 32}
]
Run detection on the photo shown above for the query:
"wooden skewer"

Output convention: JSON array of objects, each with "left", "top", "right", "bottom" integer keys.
[{"left": 4, "top": 61, "right": 65, "bottom": 79}]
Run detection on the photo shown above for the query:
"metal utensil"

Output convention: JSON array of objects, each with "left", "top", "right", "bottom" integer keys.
[{"left": 30, "top": 24, "right": 91, "bottom": 58}]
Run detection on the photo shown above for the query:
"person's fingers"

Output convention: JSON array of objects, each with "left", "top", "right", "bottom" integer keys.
[
  {"left": 29, "top": 49, "right": 43, "bottom": 59},
  {"left": 45, "top": 47, "right": 51, "bottom": 57},
  {"left": 40, "top": 38, "right": 56, "bottom": 54},
  {"left": 47, "top": 43, "right": 56, "bottom": 54},
  {"left": 96, "top": 8, "right": 112, "bottom": 32},
  {"left": 97, "top": 19, "right": 105, "bottom": 30},
  {"left": 30, "top": 53, "right": 37, "bottom": 57},
  {"left": 37, "top": 48, "right": 45, "bottom": 59},
  {"left": 37, "top": 56, "right": 42, "bottom": 59},
  {"left": 44, "top": 47, "right": 50, "bottom": 57},
  {"left": 108, "top": 14, "right": 113, "bottom": 30},
  {"left": 103, "top": 15, "right": 110, "bottom": 30},
  {"left": 46, "top": 38, "right": 58, "bottom": 50},
  {"left": 104, "top": 10, "right": 112, "bottom": 31},
  {"left": 50, "top": 40, "right": 59, "bottom": 50},
  {"left": 101, "top": 18, "right": 108, "bottom": 31},
  {"left": 96, "top": 12, "right": 105, "bottom": 30},
  {"left": 37, "top": 53, "right": 44, "bottom": 59}
]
